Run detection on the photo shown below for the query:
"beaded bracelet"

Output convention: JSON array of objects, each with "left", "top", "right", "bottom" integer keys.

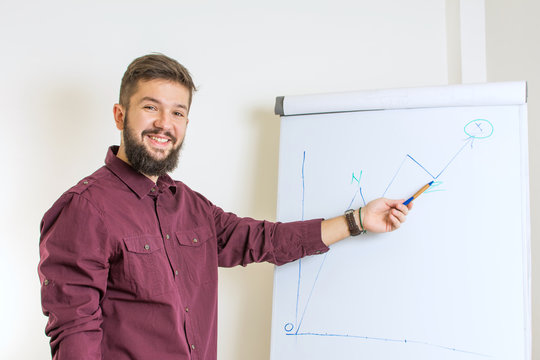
[{"left": 358, "top": 207, "right": 367, "bottom": 234}]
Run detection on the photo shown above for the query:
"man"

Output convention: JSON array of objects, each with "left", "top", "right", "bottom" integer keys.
[{"left": 38, "top": 53, "right": 411, "bottom": 359}]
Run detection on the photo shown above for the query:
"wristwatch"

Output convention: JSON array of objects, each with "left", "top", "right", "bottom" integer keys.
[{"left": 344, "top": 209, "right": 362, "bottom": 236}]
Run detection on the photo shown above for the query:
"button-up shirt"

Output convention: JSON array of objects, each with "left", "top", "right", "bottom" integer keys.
[{"left": 38, "top": 146, "right": 328, "bottom": 360}]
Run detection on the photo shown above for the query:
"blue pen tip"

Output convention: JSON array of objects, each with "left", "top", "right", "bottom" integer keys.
[{"left": 428, "top": 181, "right": 434, "bottom": 186}]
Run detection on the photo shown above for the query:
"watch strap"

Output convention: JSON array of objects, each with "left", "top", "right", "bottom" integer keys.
[{"left": 344, "top": 209, "right": 362, "bottom": 236}]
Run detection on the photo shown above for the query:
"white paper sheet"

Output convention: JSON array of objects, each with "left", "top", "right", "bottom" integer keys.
[{"left": 271, "top": 82, "right": 530, "bottom": 360}]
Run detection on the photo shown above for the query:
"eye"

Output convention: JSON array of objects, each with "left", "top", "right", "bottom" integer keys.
[
  {"left": 174, "top": 111, "right": 185, "bottom": 117},
  {"left": 144, "top": 105, "right": 157, "bottom": 111}
]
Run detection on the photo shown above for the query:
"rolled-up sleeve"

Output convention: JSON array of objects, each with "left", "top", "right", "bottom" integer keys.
[
  {"left": 213, "top": 206, "right": 329, "bottom": 267},
  {"left": 38, "top": 194, "right": 110, "bottom": 359}
]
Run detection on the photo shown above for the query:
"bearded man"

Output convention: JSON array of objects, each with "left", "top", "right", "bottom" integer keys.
[{"left": 38, "top": 53, "right": 411, "bottom": 360}]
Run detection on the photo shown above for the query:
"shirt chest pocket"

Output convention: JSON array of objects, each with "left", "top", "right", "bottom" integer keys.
[
  {"left": 123, "top": 235, "right": 171, "bottom": 298},
  {"left": 175, "top": 227, "right": 217, "bottom": 284}
]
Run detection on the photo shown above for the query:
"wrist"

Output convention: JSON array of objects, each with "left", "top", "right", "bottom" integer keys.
[{"left": 357, "top": 208, "right": 367, "bottom": 233}]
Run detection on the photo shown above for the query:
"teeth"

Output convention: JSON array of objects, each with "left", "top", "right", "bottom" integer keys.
[{"left": 150, "top": 136, "right": 169, "bottom": 143}]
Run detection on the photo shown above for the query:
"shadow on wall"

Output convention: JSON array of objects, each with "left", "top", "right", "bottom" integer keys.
[
  {"left": 218, "top": 106, "right": 281, "bottom": 360},
  {"left": 35, "top": 80, "right": 116, "bottom": 200},
  {"left": 19, "top": 80, "right": 116, "bottom": 359},
  {"left": 246, "top": 107, "right": 281, "bottom": 221},
  {"left": 219, "top": 262, "right": 275, "bottom": 360}
]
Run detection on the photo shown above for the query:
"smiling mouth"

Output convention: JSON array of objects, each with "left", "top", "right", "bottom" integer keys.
[
  {"left": 149, "top": 135, "right": 170, "bottom": 144},
  {"left": 141, "top": 128, "right": 178, "bottom": 149}
]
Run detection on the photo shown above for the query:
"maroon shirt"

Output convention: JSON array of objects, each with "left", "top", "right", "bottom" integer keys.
[{"left": 38, "top": 146, "right": 327, "bottom": 360}]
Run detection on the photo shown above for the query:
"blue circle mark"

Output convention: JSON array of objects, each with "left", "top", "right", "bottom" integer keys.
[
  {"left": 464, "top": 119, "right": 494, "bottom": 139},
  {"left": 284, "top": 323, "right": 294, "bottom": 332}
]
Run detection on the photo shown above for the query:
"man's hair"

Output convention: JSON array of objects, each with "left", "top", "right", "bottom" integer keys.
[{"left": 119, "top": 53, "right": 196, "bottom": 109}]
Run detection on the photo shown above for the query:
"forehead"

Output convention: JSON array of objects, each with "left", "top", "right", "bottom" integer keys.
[{"left": 130, "top": 79, "right": 190, "bottom": 105}]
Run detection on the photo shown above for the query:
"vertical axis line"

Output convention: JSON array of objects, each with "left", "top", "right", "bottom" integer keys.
[{"left": 294, "top": 151, "right": 307, "bottom": 331}]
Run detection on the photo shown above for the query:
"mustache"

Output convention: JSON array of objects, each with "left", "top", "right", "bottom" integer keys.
[{"left": 141, "top": 129, "right": 178, "bottom": 144}]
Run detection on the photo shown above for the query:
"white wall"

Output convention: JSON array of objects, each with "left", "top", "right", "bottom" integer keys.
[
  {"left": 5, "top": 0, "right": 533, "bottom": 359},
  {"left": 485, "top": 1, "right": 540, "bottom": 359}
]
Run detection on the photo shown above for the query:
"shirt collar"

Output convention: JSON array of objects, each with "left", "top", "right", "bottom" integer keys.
[{"left": 105, "top": 146, "right": 177, "bottom": 198}]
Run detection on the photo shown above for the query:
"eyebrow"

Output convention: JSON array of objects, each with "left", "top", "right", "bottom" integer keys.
[{"left": 139, "top": 96, "right": 188, "bottom": 110}]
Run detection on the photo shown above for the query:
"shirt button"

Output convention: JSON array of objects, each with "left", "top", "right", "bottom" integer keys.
[
  {"left": 192, "top": 238, "right": 198, "bottom": 244},
  {"left": 151, "top": 188, "right": 156, "bottom": 192},
  {"left": 175, "top": 270, "right": 179, "bottom": 276},
  {"left": 166, "top": 234, "right": 170, "bottom": 239},
  {"left": 144, "top": 244, "right": 150, "bottom": 250},
  {"left": 43, "top": 279, "right": 49, "bottom": 286},
  {"left": 83, "top": 181, "right": 88, "bottom": 185},
  {"left": 191, "top": 344, "right": 196, "bottom": 350},
  {"left": 185, "top": 307, "right": 189, "bottom": 312}
]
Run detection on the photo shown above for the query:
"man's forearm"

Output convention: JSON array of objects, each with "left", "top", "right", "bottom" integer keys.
[
  {"left": 320, "top": 198, "right": 411, "bottom": 246},
  {"left": 321, "top": 209, "right": 360, "bottom": 247}
]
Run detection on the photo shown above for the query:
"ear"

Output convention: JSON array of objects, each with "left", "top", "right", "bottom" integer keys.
[{"left": 113, "top": 104, "right": 126, "bottom": 130}]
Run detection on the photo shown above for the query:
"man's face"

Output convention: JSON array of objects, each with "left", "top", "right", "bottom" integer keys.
[{"left": 115, "top": 79, "right": 190, "bottom": 177}]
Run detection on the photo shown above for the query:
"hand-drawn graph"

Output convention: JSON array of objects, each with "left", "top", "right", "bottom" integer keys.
[
  {"left": 272, "top": 84, "right": 528, "bottom": 360},
  {"left": 282, "top": 119, "right": 494, "bottom": 358}
]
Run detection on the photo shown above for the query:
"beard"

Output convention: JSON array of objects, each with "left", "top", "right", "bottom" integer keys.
[{"left": 122, "top": 116, "right": 183, "bottom": 177}]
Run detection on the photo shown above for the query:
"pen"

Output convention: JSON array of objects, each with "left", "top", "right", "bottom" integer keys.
[{"left": 403, "top": 181, "right": 434, "bottom": 205}]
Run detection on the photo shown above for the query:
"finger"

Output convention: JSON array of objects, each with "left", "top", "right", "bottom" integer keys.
[
  {"left": 395, "top": 202, "right": 409, "bottom": 215},
  {"left": 387, "top": 198, "right": 409, "bottom": 212},
  {"left": 392, "top": 208, "right": 406, "bottom": 223},
  {"left": 389, "top": 214, "right": 401, "bottom": 230},
  {"left": 385, "top": 198, "right": 402, "bottom": 206}
]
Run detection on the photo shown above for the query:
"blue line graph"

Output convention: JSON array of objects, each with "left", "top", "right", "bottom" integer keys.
[
  {"left": 283, "top": 119, "right": 494, "bottom": 358},
  {"left": 348, "top": 171, "right": 367, "bottom": 209},
  {"left": 288, "top": 332, "right": 492, "bottom": 358}
]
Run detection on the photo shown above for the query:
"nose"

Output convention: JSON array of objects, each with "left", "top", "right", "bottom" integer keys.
[{"left": 153, "top": 111, "right": 172, "bottom": 130}]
